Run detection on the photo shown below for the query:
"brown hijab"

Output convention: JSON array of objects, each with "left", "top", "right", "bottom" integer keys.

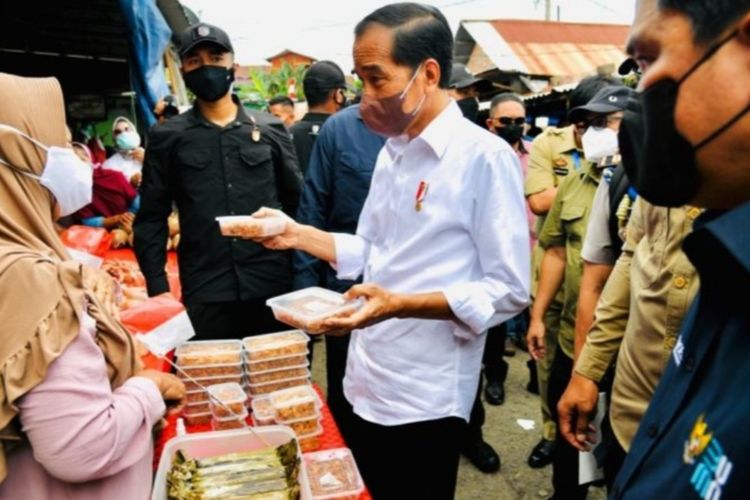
[{"left": 0, "top": 73, "right": 140, "bottom": 483}]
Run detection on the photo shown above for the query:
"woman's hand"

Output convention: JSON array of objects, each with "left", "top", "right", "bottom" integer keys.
[{"left": 135, "top": 369, "right": 186, "bottom": 415}]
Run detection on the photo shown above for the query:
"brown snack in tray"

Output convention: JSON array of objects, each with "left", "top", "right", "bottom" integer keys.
[
  {"left": 186, "top": 390, "right": 210, "bottom": 404},
  {"left": 211, "top": 417, "right": 247, "bottom": 431},
  {"left": 178, "top": 364, "right": 243, "bottom": 378},
  {"left": 176, "top": 342, "right": 242, "bottom": 366},
  {"left": 282, "top": 417, "right": 320, "bottom": 436},
  {"left": 219, "top": 219, "right": 266, "bottom": 238},
  {"left": 245, "top": 354, "right": 308, "bottom": 373},
  {"left": 246, "top": 367, "right": 308, "bottom": 385},
  {"left": 306, "top": 453, "right": 362, "bottom": 499},
  {"left": 243, "top": 331, "right": 308, "bottom": 361},
  {"left": 299, "top": 435, "right": 321, "bottom": 453},
  {"left": 183, "top": 375, "right": 243, "bottom": 392},
  {"left": 182, "top": 412, "right": 211, "bottom": 426},
  {"left": 208, "top": 383, "right": 247, "bottom": 418},
  {"left": 247, "top": 377, "right": 309, "bottom": 396},
  {"left": 184, "top": 401, "right": 210, "bottom": 414},
  {"left": 269, "top": 386, "right": 318, "bottom": 421}
]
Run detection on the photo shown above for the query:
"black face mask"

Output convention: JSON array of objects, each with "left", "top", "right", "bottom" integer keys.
[
  {"left": 184, "top": 66, "right": 235, "bottom": 102},
  {"left": 496, "top": 123, "right": 524, "bottom": 146},
  {"left": 619, "top": 31, "right": 750, "bottom": 207},
  {"left": 457, "top": 97, "right": 479, "bottom": 121}
]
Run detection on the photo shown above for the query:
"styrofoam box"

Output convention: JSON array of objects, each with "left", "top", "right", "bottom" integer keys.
[{"left": 151, "top": 425, "right": 313, "bottom": 500}]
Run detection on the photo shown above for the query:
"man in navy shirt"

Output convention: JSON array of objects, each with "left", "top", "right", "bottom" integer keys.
[
  {"left": 610, "top": 0, "right": 750, "bottom": 498},
  {"left": 293, "top": 104, "right": 385, "bottom": 437}
]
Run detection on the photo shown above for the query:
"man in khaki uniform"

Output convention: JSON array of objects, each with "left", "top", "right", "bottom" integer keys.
[
  {"left": 524, "top": 74, "right": 617, "bottom": 468},
  {"left": 557, "top": 198, "right": 700, "bottom": 485},
  {"left": 528, "top": 84, "right": 629, "bottom": 499}
]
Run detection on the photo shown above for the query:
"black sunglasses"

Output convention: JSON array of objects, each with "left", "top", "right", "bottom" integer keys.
[{"left": 494, "top": 117, "right": 526, "bottom": 126}]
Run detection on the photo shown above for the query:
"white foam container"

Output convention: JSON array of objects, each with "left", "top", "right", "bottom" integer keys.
[{"left": 151, "top": 425, "right": 312, "bottom": 500}]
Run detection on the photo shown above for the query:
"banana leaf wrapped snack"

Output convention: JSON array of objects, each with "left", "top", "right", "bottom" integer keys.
[{"left": 166, "top": 439, "right": 301, "bottom": 500}]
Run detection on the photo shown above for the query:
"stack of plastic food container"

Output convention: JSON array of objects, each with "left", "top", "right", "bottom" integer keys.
[
  {"left": 208, "top": 382, "right": 249, "bottom": 431},
  {"left": 243, "top": 330, "right": 311, "bottom": 396},
  {"left": 175, "top": 340, "right": 244, "bottom": 425},
  {"left": 251, "top": 385, "right": 324, "bottom": 452},
  {"left": 303, "top": 448, "right": 365, "bottom": 500},
  {"left": 266, "top": 287, "right": 362, "bottom": 335}
]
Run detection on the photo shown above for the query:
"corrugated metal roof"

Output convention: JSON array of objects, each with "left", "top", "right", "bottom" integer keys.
[{"left": 461, "top": 20, "right": 629, "bottom": 79}]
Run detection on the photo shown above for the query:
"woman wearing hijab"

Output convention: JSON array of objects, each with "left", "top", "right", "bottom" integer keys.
[
  {"left": 73, "top": 142, "right": 140, "bottom": 230},
  {"left": 103, "top": 116, "right": 144, "bottom": 186},
  {"left": 0, "top": 73, "right": 184, "bottom": 499}
]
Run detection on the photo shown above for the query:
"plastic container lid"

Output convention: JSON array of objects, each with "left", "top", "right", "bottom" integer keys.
[
  {"left": 303, "top": 448, "right": 364, "bottom": 500},
  {"left": 175, "top": 339, "right": 242, "bottom": 366},
  {"left": 251, "top": 395, "right": 274, "bottom": 417},
  {"left": 216, "top": 215, "right": 287, "bottom": 238},
  {"left": 269, "top": 385, "right": 319, "bottom": 417},
  {"left": 207, "top": 382, "right": 246, "bottom": 404},
  {"left": 266, "top": 288, "right": 361, "bottom": 333},
  {"left": 243, "top": 330, "right": 310, "bottom": 361},
  {"left": 247, "top": 372, "right": 311, "bottom": 391}
]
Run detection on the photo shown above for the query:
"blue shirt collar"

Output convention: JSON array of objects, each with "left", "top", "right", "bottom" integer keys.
[{"left": 693, "top": 199, "right": 750, "bottom": 275}]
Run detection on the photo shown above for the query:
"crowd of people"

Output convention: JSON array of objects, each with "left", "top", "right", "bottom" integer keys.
[{"left": 0, "top": 0, "right": 748, "bottom": 498}]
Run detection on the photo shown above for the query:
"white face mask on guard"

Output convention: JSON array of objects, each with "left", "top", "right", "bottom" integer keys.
[
  {"left": 582, "top": 126, "right": 619, "bottom": 163},
  {"left": 0, "top": 124, "right": 93, "bottom": 217}
]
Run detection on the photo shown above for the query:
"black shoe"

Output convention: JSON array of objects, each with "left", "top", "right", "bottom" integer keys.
[
  {"left": 527, "top": 438, "right": 556, "bottom": 469},
  {"left": 503, "top": 338, "right": 517, "bottom": 357},
  {"left": 463, "top": 440, "right": 501, "bottom": 474},
  {"left": 526, "top": 358, "right": 539, "bottom": 394},
  {"left": 484, "top": 380, "right": 505, "bottom": 406}
]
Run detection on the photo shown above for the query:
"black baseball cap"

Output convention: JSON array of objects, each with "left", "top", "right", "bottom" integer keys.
[
  {"left": 303, "top": 61, "right": 348, "bottom": 93},
  {"left": 449, "top": 63, "right": 493, "bottom": 93},
  {"left": 568, "top": 85, "right": 635, "bottom": 123},
  {"left": 179, "top": 23, "right": 234, "bottom": 58}
]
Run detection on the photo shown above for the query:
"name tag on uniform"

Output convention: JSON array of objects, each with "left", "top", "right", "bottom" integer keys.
[{"left": 553, "top": 167, "right": 569, "bottom": 176}]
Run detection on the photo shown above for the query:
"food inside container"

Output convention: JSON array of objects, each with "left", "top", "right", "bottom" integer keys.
[
  {"left": 161, "top": 433, "right": 305, "bottom": 500},
  {"left": 208, "top": 382, "right": 247, "bottom": 418},
  {"left": 243, "top": 330, "right": 310, "bottom": 361},
  {"left": 298, "top": 428, "right": 323, "bottom": 453},
  {"left": 266, "top": 288, "right": 361, "bottom": 334},
  {"left": 246, "top": 365, "right": 310, "bottom": 384},
  {"left": 245, "top": 353, "right": 310, "bottom": 372},
  {"left": 278, "top": 415, "right": 321, "bottom": 436},
  {"left": 246, "top": 375, "right": 310, "bottom": 396},
  {"left": 269, "top": 385, "right": 319, "bottom": 421},
  {"left": 211, "top": 415, "right": 248, "bottom": 431},
  {"left": 185, "top": 401, "right": 210, "bottom": 414},
  {"left": 216, "top": 215, "right": 287, "bottom": 238},
  {"left": 183, "top": 374, "right": 243, "bottom": 392},
  {"left": 182, "top": 411, "right": 212, "bottom": 426},
  {"left": 177, "top": 362, "right": 243, "bottom": 378},
  {"left": 175, "top": 340, "right": 242, "bottom": 365},
  {"left": 186, "top": 389, "right": 210, "bottom": 404},
  {"left": 251, "top": 395, "right": 276, "bottom": 426},
  {"left": 303, "top": 448, "right": 364, "bottom": 500}
]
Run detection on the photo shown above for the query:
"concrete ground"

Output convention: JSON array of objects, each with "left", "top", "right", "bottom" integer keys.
[{"left": 310, "top": 338, "right": 607, "bottom": 500}]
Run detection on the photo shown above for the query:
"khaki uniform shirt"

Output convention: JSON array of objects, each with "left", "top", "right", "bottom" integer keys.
[
  {"left": 575, "top": 199, "right": 701, "bottom": 450},
  {"left": 538, "top": 164, "right": 601, "bottom": 359},
  {"left": 526, "top": 125, "right": 589, "bottom": 299}
]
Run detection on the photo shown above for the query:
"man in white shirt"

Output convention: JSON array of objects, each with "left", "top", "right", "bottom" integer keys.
[{"left": 252, "top": 4, "right": 530, "bottom": 498}]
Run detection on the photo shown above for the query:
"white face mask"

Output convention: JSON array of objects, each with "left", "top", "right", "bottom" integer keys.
[
  {"left": 582, "top": 126, "right": 619, "bottom": 162},
  {"left": 0, "top": 124, "right": 93, "bottom": 217}
]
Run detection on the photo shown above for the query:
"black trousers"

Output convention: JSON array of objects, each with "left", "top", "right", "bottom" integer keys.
[
  {"left": 324, "top": 334, "right": 352, "bottom": 442},
  {"left": 184, "top": 297, "right": 288, "bottom": 340},
  {"left": 465, "top": 323, "right": 509, "bottom": 444},
  {"left": 338, "top": 399, "right": 464, "bottom": 500},
  {"left": 548, "top": 346, "right": 590, "bottom": 500},
  {"left": 602, "top": 412, "right": 627, "bottom": 492}
]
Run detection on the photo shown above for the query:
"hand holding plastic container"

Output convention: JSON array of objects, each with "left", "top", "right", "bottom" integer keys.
[{"left": 266, "top": 287, "right": 362, "bottom": 335}]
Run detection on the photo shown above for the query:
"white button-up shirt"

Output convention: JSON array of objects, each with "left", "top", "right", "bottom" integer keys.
[{"left": 332, "top": 101, "right": 530, "bottom": 425}]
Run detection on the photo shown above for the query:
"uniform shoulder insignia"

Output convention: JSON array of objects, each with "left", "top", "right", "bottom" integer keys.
[
  {"left": 553, "top": 157, "right": 568, "bottom": 167},
  {"left": 311, "top": 124, "right": 320, "bottom": 135}
]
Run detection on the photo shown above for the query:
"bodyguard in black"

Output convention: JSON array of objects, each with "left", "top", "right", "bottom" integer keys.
[
  {"left": 134, "top": 23, "right": 302, "bottom": 340},
  {"left": 289, "top": 61, "right": 349, "bottom": 175}
]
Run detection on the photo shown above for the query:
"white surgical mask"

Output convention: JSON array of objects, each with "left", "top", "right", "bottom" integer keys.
[
  {"left": 0, "top": 124, "right": 93, "bottom": 217},
  {"left": 582, "top": 126, "right": 619, "bottom": 162}
]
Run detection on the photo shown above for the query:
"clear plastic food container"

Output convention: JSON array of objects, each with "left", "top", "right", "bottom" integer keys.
[
  {"left": 183, "top": 373, "right": 243, "bottom": 392},
  {"left": 303, "top": 448, "right": 364, "bottom": 500},
  {"left": 298, "top": 424, "right": 324, "bottom": 453},
  {"left": 277, "top": 414, "right": 322, "bottom": 436},
  {"left": 185, "top": 389, "right": 210, "bottom": 404},
  {"left": 175, "top": 339, "right": 242, "bottom": 366},
  {"left": 246, "top": 364, "right": 310, "bottom": 384},
  {"left": 251, "top": 395, "right": 276, "bottom": 426},
  {"left": 245, "top": 352, "right": 310, "bottom": 373},
  {"left": 182, "top": 410, "right": 212, "bottom": 426},
  {"left": 185, "top": 401, "right": 210, "bottom": 414},
  {"left": 269, "top": 385, "right": 320, "bottom": 421},
  {"left": 208, "top": 382, "right": 247, "bottom": 418},
  {"left": 243, "top": 330, "right": 310, "bottom": 362},
  {"left": 246, "top": 375, "right": 311, "bottom": 397},
  {"left": 211, "top": 410, "right": 249, "bottom": 431},
  {"left": 216, "top": 215, "right": 287, "bottom": 238},
  {"left": 177, "top": 361, "right": 244, "bottom": 378},
  {"left": 266, "top": 288, "right": 361, "bottom": 334}
]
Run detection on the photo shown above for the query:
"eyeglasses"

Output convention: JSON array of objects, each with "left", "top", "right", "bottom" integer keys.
[{"left": 493, "top": 117, "right": 526, "bottom": 126}]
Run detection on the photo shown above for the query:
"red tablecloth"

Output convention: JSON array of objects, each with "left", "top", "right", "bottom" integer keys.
[{"left": 154, "top": 385, "right": 371, "bottom": 499}]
